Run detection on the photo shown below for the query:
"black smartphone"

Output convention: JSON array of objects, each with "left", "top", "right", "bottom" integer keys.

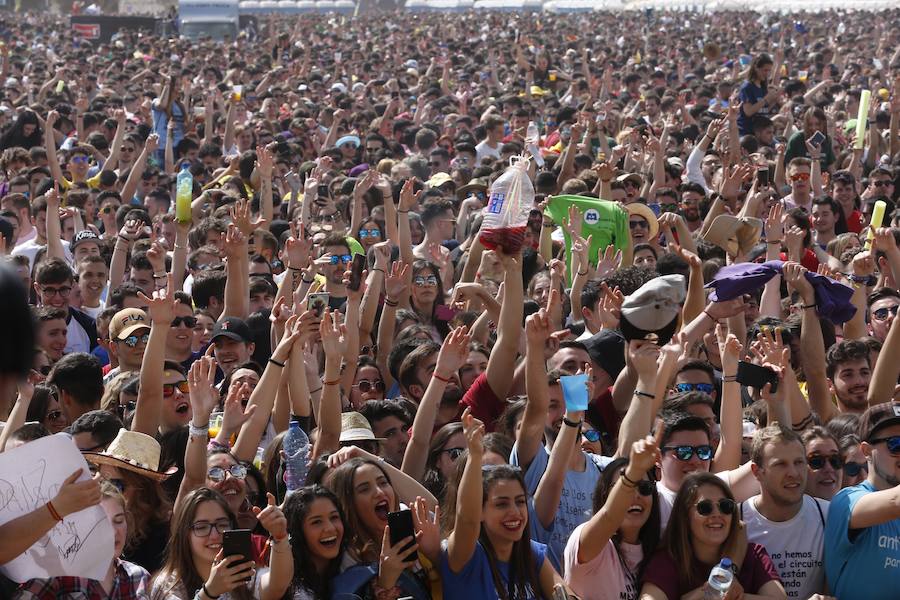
[
  {"left": 757, "top": 167, "right": 769, "bottom": 188},
  {"left": 347, "top": 254, "right": 365, "bottom": 292},
  {"left": 307, "top": 292, "right": 330, "bottom": 318},
  {"left": 317, "top": 184, "right": 330, "bottom": 199},
  {"left": 387, "top": 509, "right": 416, "bottom": 561},
  {"left": 808, "top": 131, "right": 826, "bottom": 147},
  {"left": 736, "top": 361, "right": 779, "bottom": 393},
  {"left": 222, "top": 528, "right": 253, "bottom": 561}
]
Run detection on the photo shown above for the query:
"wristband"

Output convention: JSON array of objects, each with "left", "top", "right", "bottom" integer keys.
[
  {"left": 189, "top": 422, "right": 210, "bottom": 438},
  {"left": 308, "top": 386, "right": 323, "bottom": 395},
  {"left": 202, "top": 584, "right": 221, "bottom": 600},
  {"left": 384, "top": 298, "right": 399, "bottom": 307},
  {"left": 848, "top": 273, "right": 877, "bottom": 286},
  {"left": 723, "top": 375, "right": 738, "bottom": 382},
  {"left": 432, "top": 372, "right": 452, "bottom": 383},
  {"left": 765, "top": 239, "right": 782, "bottom": 245},
  {"left": 117, "top": 235, "right": 131, "bottom": 243},
  {"left": 174, "top": 244, "right": 187, "bottom": 250},
  {"left": 576, "top": 269, "right": 589, "bottom": 276},
  {"left": 268, "top": 358, "right": 286, "bottom": 368},
  {"left": 621, "top": 472, "right": 641, "bottom": 488},
  {"left": 800, "top": 303, "right": 817, "bottom": 310},
  {"left": 703, "top": 310, "right": 718, "bottom": 323},
  {"left": 374, "top": 268, "right": 386, "bottom": 274},
  {"left": 287, "top": 266, "right": 304, "bottom": 272},
  {"left": 634, "top": 390, "right": 655, "bottom": 399},
  {"left": 324, "top": 378, "right": 341, "bottom": 386},
  {"left": 563, "top": 416, "right": 583, "bottom": 428},
  {"left": 46, "top": 500, "right": 64, "bottom": 522},
  {"left": 300, "top": 276, "right": 315, "bottom": 284},
  {"left": 398, "top": 209, "right": 410, "bottom": 214}
]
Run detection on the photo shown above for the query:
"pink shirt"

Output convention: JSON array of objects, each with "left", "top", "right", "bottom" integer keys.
[{"left": 563, "top": 522, "right": 643, "bottom": 600}]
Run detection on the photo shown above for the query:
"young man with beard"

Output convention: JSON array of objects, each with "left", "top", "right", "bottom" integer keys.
[
  {"left": 743, "top": 423, "right": 829, "bottom": 600},
  {"left": 512, "top": 307, "right": 617, "bottom": 571},
  {"left": 398, "top": 342, "right": 464, "bottom": 425},
  {"left": 317, "top": 233, "right": 351, "bottom": 312},
  {"left": 47, "top": 352, "right": 104, "bottom": 423},
  {"left": 825, "top": 402, "right": 900, "bottom": 599},
  {"left": 826, "top": 340, "right": 872, "bottom": 415},
  {"left": 679, "top": 182, "right": 706, "bottom": 232}
]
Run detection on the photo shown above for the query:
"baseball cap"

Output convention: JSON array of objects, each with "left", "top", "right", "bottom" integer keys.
[
  {"left": 211, "top": 317, "right": 252, "bottom": 343},
  {"left": 71, "top": 230, "right": 101, "bottom": 252},
  {"left": 427, "top": 172, "right": 454, "bottom": 189},
  {"left": 582, "top": 329, "right": 626, "bottom": 381},
  {"left": 109, "top": 308, "right": 150, "bottom": 341},
  {"left": 859, "top": 402, "right": 900, "bottom": 441},
  {"left": 619, "top": 274, "right": 686, "bottom": 344}
]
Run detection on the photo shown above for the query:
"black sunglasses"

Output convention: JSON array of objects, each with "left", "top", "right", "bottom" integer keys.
[
  {"left": 807, "top": 454, "right": 844, "bottom": 471},
  {"left": 843, "top": 461, "right": 868, "bottom": 478},
  {"left": 695, "top": 498, "right": 736, "bottom": 516},
  {"left": 869, "top": 435, "right": 900, "bottom": 456},
  {"left": 172, "top": 316, "right": 198, "bottom": 328}
]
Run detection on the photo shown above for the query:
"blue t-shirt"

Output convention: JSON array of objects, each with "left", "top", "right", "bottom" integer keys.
[
  {"left": 737, "top": 80, "right": 768, "bottom": 136},
  {"left": 824, "top": 481, "right": 900, "bottom": 600},
  {"left": 439, "top": 538, "right": 547, "bottom": 600},
  {"left": 511, "top": 442, "right": 613, "bottom": 572}
]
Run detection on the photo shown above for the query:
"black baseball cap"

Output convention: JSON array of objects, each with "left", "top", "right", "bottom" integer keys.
[{"left": 211, "top": 317, "right": 252, "bottom": 343}]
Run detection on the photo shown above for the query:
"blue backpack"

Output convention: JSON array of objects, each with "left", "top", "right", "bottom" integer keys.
[{"left": 331, "top": 563, "right": 431, "bottom": 600}]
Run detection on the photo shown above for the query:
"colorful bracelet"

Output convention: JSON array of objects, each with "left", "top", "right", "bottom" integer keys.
[{"left": 432, "top": 372, "right": 452, "bottom": 383}]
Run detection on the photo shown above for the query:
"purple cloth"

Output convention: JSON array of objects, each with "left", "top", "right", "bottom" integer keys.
[
  {"left": 706, "top": 260, "right": 857, "bottom": 323},
  {"left": 348, "top": 163, "right": 370, "bottom": 177}
]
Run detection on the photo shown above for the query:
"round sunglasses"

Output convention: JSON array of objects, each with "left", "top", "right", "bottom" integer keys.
[
  {"left": 695, "top": 498, "right": 736, "bottom": 516},
  {"left": 807, "top": 454, "right": 844, "bottom": 471}
]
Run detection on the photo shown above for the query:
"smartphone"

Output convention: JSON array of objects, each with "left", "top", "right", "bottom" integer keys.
[
  {"left": 317, "top": 184, "right": 330, "bottom": 199},
  {"left": 222, "top": 528, "right": 253, "bottom": 561},
  {"left": 348, "top": 254, "right": 365, "bottom": 292},
  {"left": 387, "top": 509, "right": 416, "bottom": 562},
  {"left": 434, "top": 304, "right": 458, "bottom": 322},
  {"left": 756, "top": 167, "right": 770, "bottom": 188},
  {"left": 736, "top": 361, "right": 779, "bottom": 393},
  {"left": 808, "top": 131, "right": 826, "bottom": 147},
  {"left": 307, "top": 292, "right": 330, "bottom": 318}
]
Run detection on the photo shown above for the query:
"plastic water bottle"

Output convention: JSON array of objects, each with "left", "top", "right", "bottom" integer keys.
[
  {"left": 283, "top": 419, "right": 310, "bottom": 493},
  {"left": 526, "top": 121, "right": 539, "bottom": 145},
  {"left": 175, "top": 164, "right": 193, "bottom": 224},
  {"left": 705, "top": 558, "right": 734, "bottom": 599},
  {"left": 479, "top": 158, "right": 534, "bottom": 255}
]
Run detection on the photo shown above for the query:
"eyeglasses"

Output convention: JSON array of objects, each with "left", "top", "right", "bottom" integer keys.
[
  {"left": 70, "top": 156, "right": 90, "bottom": 165},
  {"left": 662, "top": 445, "right": 713, "bottom": 461},
  {"left": 365, "top": 146, "right": 382, "bottom": 153},
  {"left": 843, "top": 461, "right": 868, "bottom": 477},
  {"left": 119, "top": 333, "right": 149, "bottom": 348},
  {"left": 46, "top": 409, "right": 64, "bottom": 422},
  {"left": 583, "top": 429, "right": 601, "bottom": 443},
  {"left": 120, "top": 147, "right": 135, "bottom": 153},
  {"left": 190, "top": 519, "right": 232, "bottom": 537},
  {"left": 660, "top": 203, "right": 679, "bottom": 213},
  {"left": 40, "top": 285, "right": 72, "bottom": 297},
  {"left": 872, "top": 305, "right": 899, "bottom": 321},
  {"left": 442, "top": 447, "right": 465, "bottom": 460},
  {"left": 790, "top": 172, "right": 811, "bottom": 182},
  {"left": 162, "top": 380, "right": 189, "bottom": 397},
  {"left": 629, "top": 220, "right": 649, "bottom": 230},
  {"left": 414, "top": 275, "right": 438, "bottom": 287},
  {"left": 807, "top": 454, "right": 844, "bottom": 471},
  {"left": 101, "top": 205, "right": 118, "bottom": 214},
  {"left": 329, "top": 254, "right": 352, "bottom": 264},
  {"left": 695, "top": 498, "right": 736, "bottom": 516},
  {"left": 674, "top": 382, "right": 715, "bottom": 394},
  {"left": 208, "top": 464, "right": 247, "bottom": 482},
  {"left": 872, "top": 180, "right": 890, "bottom": 187},
  {"left": 869, "top": 435, "right": 900, "bottom": 456},
  {"left": 172, "top": 316, "right": 198, "bottom": 328},
  {"left": 359, "top": 229, "right": 381, "bottom": 238},
  {"left": 353, "top": 379, "right": 385, "bottom": 393}
]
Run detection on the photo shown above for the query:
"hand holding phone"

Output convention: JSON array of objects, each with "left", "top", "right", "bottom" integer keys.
[
  {"left": 736, "top": 361, "right": 778, "bottom": 393},
  {"left": 348, "top": 254, "right": 365, "bottom": 292},
  {"left": 807, "top": 131, "right": 825, "bottom": 147},
  {"left": 387, "top": 509, "right": 417, "bottom": 562}
]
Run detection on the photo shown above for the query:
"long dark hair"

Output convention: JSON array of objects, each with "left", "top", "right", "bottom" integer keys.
[
  {"left": 665, "top": 473, "right": 739, "bottom": 590},
  {"left": 748, "top": 54, "right": 773, "bottom": 88},
  {"left": 593, "top": 457, "right": 660, "bottom": 583},
  {"left": 410, "top": 259, "right": 450, "bottom": 338},
  {"left": 423, "top": 422, "right": 464, "bottom": 503},
  {"left": 328, "top": 457, "right": 396, "bottom": 562},
  {"left": 283, "top": 485, "right": 348, "bottom": 599},
  {"left": 480, "top": 465, "right": 544, "bottom": 600},
  {"left": 153, "top": 488, "right": 252, "bottom": 600},
  {"left": 0, "top": 110, "right": 42, "bottom": 151}
]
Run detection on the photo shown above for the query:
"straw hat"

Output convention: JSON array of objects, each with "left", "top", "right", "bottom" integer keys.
[
  {"left": 84, "top": 428, "right": 178, "bottom": 481},
  {"left": 340, "top": 412, "right": 386, "bottom": 443},
  {"left": 625, "top": 202, "right": 660, "bottom": 240},
  {"left": 703, "top": 215, "right": 763, "bottom": 257}
]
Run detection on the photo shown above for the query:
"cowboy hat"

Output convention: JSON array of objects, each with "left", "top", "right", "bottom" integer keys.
[
  {"left": 84, "top": 429, "right": 178, "bottom": 481},
  {"left": 625, "top": 203, "right": 660, "bottom": 240}
]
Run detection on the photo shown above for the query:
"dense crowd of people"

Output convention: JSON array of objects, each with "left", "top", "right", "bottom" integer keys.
[{"left": 0, "top": 5, "right": 900, "bottom": 599}]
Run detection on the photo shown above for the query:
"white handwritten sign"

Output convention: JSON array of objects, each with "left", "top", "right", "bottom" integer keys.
[{"left": 0, "top": 434, "right": 114, "bottom": 583}]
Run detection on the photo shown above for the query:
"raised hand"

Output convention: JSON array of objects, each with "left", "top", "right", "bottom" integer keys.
[
  {"left": 629, "top": 340, "right": 661, "bottom": 381},
  {"left": 597, "top": 283, "right": 624, "bottom": 330},
  {"left": 716, "top": 324, "right": 744, "bottom": 376},
  {"left": 412, "top": 496, "right": 441, "bottom": 562},
  {"left": 221, "top": 381, "right": 255, "bottom": 434},
  {"left": 230, "top": 198, "right": 266, "bottom": 237},
  {"left": 765, "top": 202, "right": 784, "bottom": 243},
  {"left": 252, "top": 492, "right": 288, "bottom": 540},
  {"left": 461, "top": 407, "right": 485, "bottom": 457},
  {"left": 384, "top": 261, "right": 410, "bottom": 302},
  {"left": 525, "top": 308, "right": 552, "bottom": 346},
  {"left": 51, "top": 469, "right": 101, "bottom": 518},
  {"left": 256, "top": 145, "right": 274, "bottom": 178},
  {"left": 188, "top": 356, "right": 220, "bottom": 421},
  {"left": 138, "top": 274, "right": 176, "bottom": 325},
  {"left": 398, "top": 178, "right": 422, "bottom": 212},
  {"left": 319, "top": 310, "right": 347, "bottom": 358},
  {"left": 222, "top": 223, "right": 246, "bottom": 258},
  {"left": 628, "top": 420, "right": 664, "bottom": 476},
  {"left": 435, "top": 326, "right": 472, "bottom": 379},
  {"left": 782, "top": 261, "right": 815, "bottom": 304}
]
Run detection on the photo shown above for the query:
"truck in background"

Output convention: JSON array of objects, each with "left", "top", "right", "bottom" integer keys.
[{"left": 178, "top": 0, "right": 238, "bottom": 41}]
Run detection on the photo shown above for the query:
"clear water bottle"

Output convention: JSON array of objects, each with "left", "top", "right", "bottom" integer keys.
[
  {"left": 705, "top": 558, "right": 733, "bottom": 599},
  {"left": 525, "top": 121, "right": 539, "bottom": 145},
  {"left": 175, "top": 164, "right": 193, "bottom": 224},
  {"left": 282, "top": 419, "right": 310, "bottom": 493}
]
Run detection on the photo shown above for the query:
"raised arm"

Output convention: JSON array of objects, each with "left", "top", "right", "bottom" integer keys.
[
  {"left": 44, "top": 111, "right": 67, "bottom": 187},
  {"left": 176, "top": 355, "right": 221, "bottom": 512},
  {"left": 43, "top": 188, "right": 66, "bottom": 261},
  {"left": 519, "top": 309, "right": 553, "bottom": 469},
  {"left": 402, "top": 327, "right": 472, "bottom": 480},
  {"left": 256, "top": 145, "right": 275, "bottom": 226},
  {"left": 312, "top": 310, "right": 345, "bottom": 460},
  {"left": 121, "top": 134, "right": 159, "bottom": 205},
  {"left": 712, "top": 328, "right": 744, "bottom": 472},
  {"left": 446, "top": 410, "right": 485, "bottom": 573},
  {"left": 483, "top": 251, "right": 523, "bottom": 401},
  {"left": 233, "top": 315, "right": 304, "bottom": 461},
  {"left": 576, "top": 429, "right": 661, "bottom": 564},
  {"left": 615, "top": 342, "right": 666, "bottom": 458},
  {"left": 397, "top": 178, "right": 421, "bottom": 267},
  {"left": 533, "top": 406, "right": 583, "bottom": 529},
  {"left": 131, "top": 275, "right": 176, "bottom": 436},
  {"left": 219, "top": 222, "right": 250, "bottom": 321}
]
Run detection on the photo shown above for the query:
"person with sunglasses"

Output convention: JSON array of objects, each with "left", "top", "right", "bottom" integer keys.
[
  {"left": 641, "top": 472, "right": 786, "bottom": 600},
  {"left": 742, "top": 423, "right": 830, "bottom": 600},
  {"left": 166, "top": 292, "right": 202, "bottom": 369},
  {"left": 824, "top": 402, "right": 900, "bottom": 600},
  {"left": 868, "top": 288, "right": 900, "bottom": 344},
  {"left": 800, "top": 427, "right": 844, "bottom": 501},
  {"left": 564, "top": 433, "right": 661, "bottom": 600},
  {"left": 781, "top": 157, "right": 815, "bottom": 213},
  {"left": 103, "top": 307, "right": 151, "bottom": 385},
  {"left": 348, "top": 356, "right": 386, "bottom": 410},
  {"left": 839, "top": 433, "right": 869, "bottom": 488},
  {"left": 316, "top": 233, "right": 353, "bottom": 312}
]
